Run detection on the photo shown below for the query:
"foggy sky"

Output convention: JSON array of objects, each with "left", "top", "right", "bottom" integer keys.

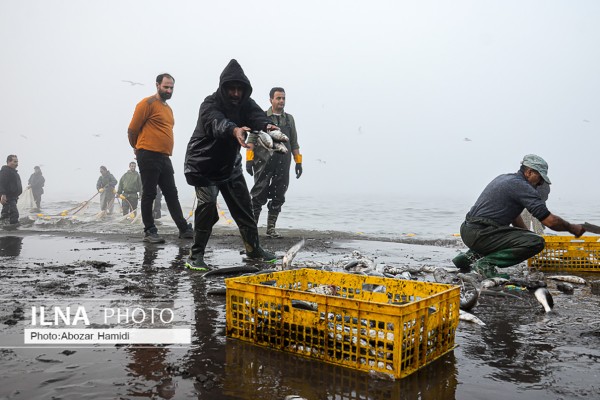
[{"left": 2, "top": 0, "right": 599, "bottom": 206}]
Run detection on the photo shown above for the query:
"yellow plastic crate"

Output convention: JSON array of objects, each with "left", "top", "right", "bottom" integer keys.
[
  {"left": 225, "top": 268, "right": 460, "bottom": 380},
  {"left": 528, "top": 235, "right": 600, "bottom": 272}
]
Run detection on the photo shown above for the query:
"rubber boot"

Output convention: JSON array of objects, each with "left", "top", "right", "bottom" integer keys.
[
  {"left": 240, "top": 226, "right": 276, "bottom": 262},
  {"left": 452, "top": 250, "right": 481, "bottom": 272},
  {"left": 266, "top": 212, "right": 282, "bottom": 238},
  {"left": 187, "top": 229, "right": 211, "bottom": 269}
]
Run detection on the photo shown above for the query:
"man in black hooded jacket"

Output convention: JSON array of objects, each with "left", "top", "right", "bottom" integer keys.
[
  {"left": 0, "top": 155, "right": 23, "bottom": 225},
  {"left": 183, "top": 59, "right": 278, "bottom": 270}
]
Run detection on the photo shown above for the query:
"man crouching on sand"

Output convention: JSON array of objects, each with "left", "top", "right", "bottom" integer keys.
[
  {"left": 453, "top": 154, "right": 585, "bottom": 278},
  {"left": 183, "top": 59, "right": 278, "bottom": 271}
]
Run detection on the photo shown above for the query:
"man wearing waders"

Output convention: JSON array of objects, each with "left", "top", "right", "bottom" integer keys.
[
  {"left": 117, "top": 161, "right": 142, "bottom": 216},
  {"left": 96, "top": 166, "right": 117, "bottom": 214},
  {"left": 453, "top": 154, "right": 585, "bottom": 278},
  {"left": 183, "top": 59, "right": 278, "bottom": 270},
  {"left": 245, "top": 87, "right": 302, "bottom": 237}
]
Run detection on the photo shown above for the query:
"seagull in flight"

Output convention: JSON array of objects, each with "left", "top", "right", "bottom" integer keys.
[
  {"left": 464, "top": 137, "right": 472, "bottom": 142},
  {"left": 122, "top": 80, "right": 144, "bottom": 86}
]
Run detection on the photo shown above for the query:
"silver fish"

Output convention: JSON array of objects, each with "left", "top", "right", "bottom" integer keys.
[
  {"left": 267, "top": 129, "right": 289, "bottom": 142},
  {"left": 273, "top": 142, "right": 288, "bottom": 154},
  {"left": 534, "top": 287, "right": 554, "bottom": 313},
  {"left": 248, "top": 131, "right": 274, "bottom": 149},
  {"left": 556, "top": 282, "right": 574, "bottom": 294},
  {"left": 282, "top": 239, "right": 305, "bottom": 270},
  {"left": 459, "top": 310, "right": 486, "bottom": 326},
  {"left": 481, "top": 277, "right": 508, "bottom": 289},
  {"left": 547, "top": 275, "right": 587, "bottom": 285},
  {"left": 307, "top": 284, "right": 337, "bottom": 296}
]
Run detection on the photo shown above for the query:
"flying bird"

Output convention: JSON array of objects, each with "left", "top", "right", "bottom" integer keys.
[
  {"left": 92, "top": 134, "right": 101, "bottom": 138},
  {"left": 316, "top": 159, "right": 327, "bottom": 164},
  {"left": 122, "top": 80, "right": 144, "bottom": 86},
  {"left": 19, "top": 134, "right": 28, "bottom": 140},
  {"left": 583, "top": 119, "right": 590, "bottom": 123},
  {"left": 464, "top": 137, "right": 472, "bottom": 142}
]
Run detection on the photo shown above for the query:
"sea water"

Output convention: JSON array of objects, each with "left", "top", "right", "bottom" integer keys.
[{"left": 12, "top": 191, "right": 600, "bottom": 241}]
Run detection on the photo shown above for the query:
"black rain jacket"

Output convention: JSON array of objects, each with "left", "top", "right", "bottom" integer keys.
[
  {"left": 0, "top": 166, "right": 23, "bottom": 198},
  {"left": 184, "top": 59, "right": 271, "bottom": 187}
]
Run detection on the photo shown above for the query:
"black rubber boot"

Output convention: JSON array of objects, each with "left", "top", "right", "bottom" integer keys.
[{"left": 240, "top": 226, "right": 276, "bottom": 262}]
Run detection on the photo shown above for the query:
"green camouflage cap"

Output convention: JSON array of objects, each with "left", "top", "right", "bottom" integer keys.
[{"left": 521, "top": 154, "right": 551, "bottom": 184}]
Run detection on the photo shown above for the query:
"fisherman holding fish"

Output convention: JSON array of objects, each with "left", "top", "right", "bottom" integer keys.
[
  {"left": 183, "top": 59, "right": 278, "bottom": 270},
  {"left": 453, "top": 154, "right": 585, "bottom": 277},
  {"left": 245, "top": 87, "right": 302, "bottom": 238}
]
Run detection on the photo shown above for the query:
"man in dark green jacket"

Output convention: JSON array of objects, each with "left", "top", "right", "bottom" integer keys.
[
  {"left": 245, "top": 87, "right": 302, "bottom": 238},
  {"left": 27, "top": 166, "right": 45, "bottom": 210},
  {"left": 117, "top": 161, "right": 142, "bottom": 216},
  {"left": 96, "top": 166, "right": 117, "bottom": 214}
]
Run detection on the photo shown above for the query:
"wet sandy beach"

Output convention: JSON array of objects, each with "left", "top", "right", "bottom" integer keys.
[{"left": 1, "top": 227, "right": 599, "bottom": 399}]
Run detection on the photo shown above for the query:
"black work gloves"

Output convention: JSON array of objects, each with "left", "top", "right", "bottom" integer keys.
[
  {"left": 295, "top": 163, "right": 303, "bottom": 179},
  {"left": 246, "top": 160, "right": 254, "bottom": 176}
]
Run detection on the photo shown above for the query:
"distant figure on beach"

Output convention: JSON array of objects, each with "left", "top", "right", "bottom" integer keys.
[
  {"left": 0, "top": 155, "right": 23, "bottom": 226},
  {"left": 117, "top": 161, "right": 142, "bottom": 216},
  {"left": 96, "top": 166, "right": 117, "bottom": 214},
  {"left": 246, "top": 87, "right": 302, "bottom": 238},
  {"left": 127, "top": 73, "right": 193, "bottom": 243},
  {"left": 153, "top": 185, "right": 162, "bottom": 219},
  {"left": 453, "top": 154, "right": 585, "bottom": 278},
  {"left": 183, "top": 59, "right": 278, "bottom": 270},
  {"left": 27, "top": 165, "right": 45, "bottom": 210},
  {"left": 520, "top": 181, "right": 550, "bottom": 234}
]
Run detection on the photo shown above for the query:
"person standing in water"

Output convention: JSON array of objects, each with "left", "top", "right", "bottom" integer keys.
[
  {"left": 27, "top": 165, "right": 45, "bottom": 210},
  {"left": 96, "top": 166, "right": 117, "bottom": 214}
]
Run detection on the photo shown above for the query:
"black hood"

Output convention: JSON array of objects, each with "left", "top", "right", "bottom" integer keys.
[{"left": 217, "top": 59, "right": 252, "bottom": 108}]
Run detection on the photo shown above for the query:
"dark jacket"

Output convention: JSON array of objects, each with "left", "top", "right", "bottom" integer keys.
[
  {"left": 28, "top": 171, "right": 45, "bottom": 196},
  {"left": 96, "top": 172, "right": 117, "bottom": 190},
  {"left": 0, "top": 166, "right": 23, "bottom": 198},
  {"left": 184, "top": 59, "right": 271, "bottom": 186}
]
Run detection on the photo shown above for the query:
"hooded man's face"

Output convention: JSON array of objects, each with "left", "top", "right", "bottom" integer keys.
[{"left": 224, "top": 82, "right": 244, "bottom": 106}]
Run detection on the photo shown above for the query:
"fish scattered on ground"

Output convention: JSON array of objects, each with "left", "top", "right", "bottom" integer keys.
[
  {"left": 202, "top": 265, "right": 260, "bottom": 278},
  {"left": 534, "top": 287, "right": 554, "bottom": 313},
  {"left": 481, "top": 277, "right": 509, "bottom": 289},
  {"left": 282, "top": 239, "right": 305, "bottom": 270},
  {"left": 556, "top": 282, "right": 574, "bottom": 294},
  {"left": 459, "top": 310, "right": 486, "bottom": 326},
  {"left": 546, "top": 275, "right": 587, "bottom": 285},
  {"left": 207, "top": 288, "right": 227, "bottom": 296}
]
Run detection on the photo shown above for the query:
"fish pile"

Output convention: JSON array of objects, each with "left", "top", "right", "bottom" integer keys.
[{"left": 248, "top": 130, "right": 289, "bottom": 154}]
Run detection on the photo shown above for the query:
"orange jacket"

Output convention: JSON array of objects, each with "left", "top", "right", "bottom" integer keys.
[{"left": 127, "top": 95, "right": 175, "bottom": 155}]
